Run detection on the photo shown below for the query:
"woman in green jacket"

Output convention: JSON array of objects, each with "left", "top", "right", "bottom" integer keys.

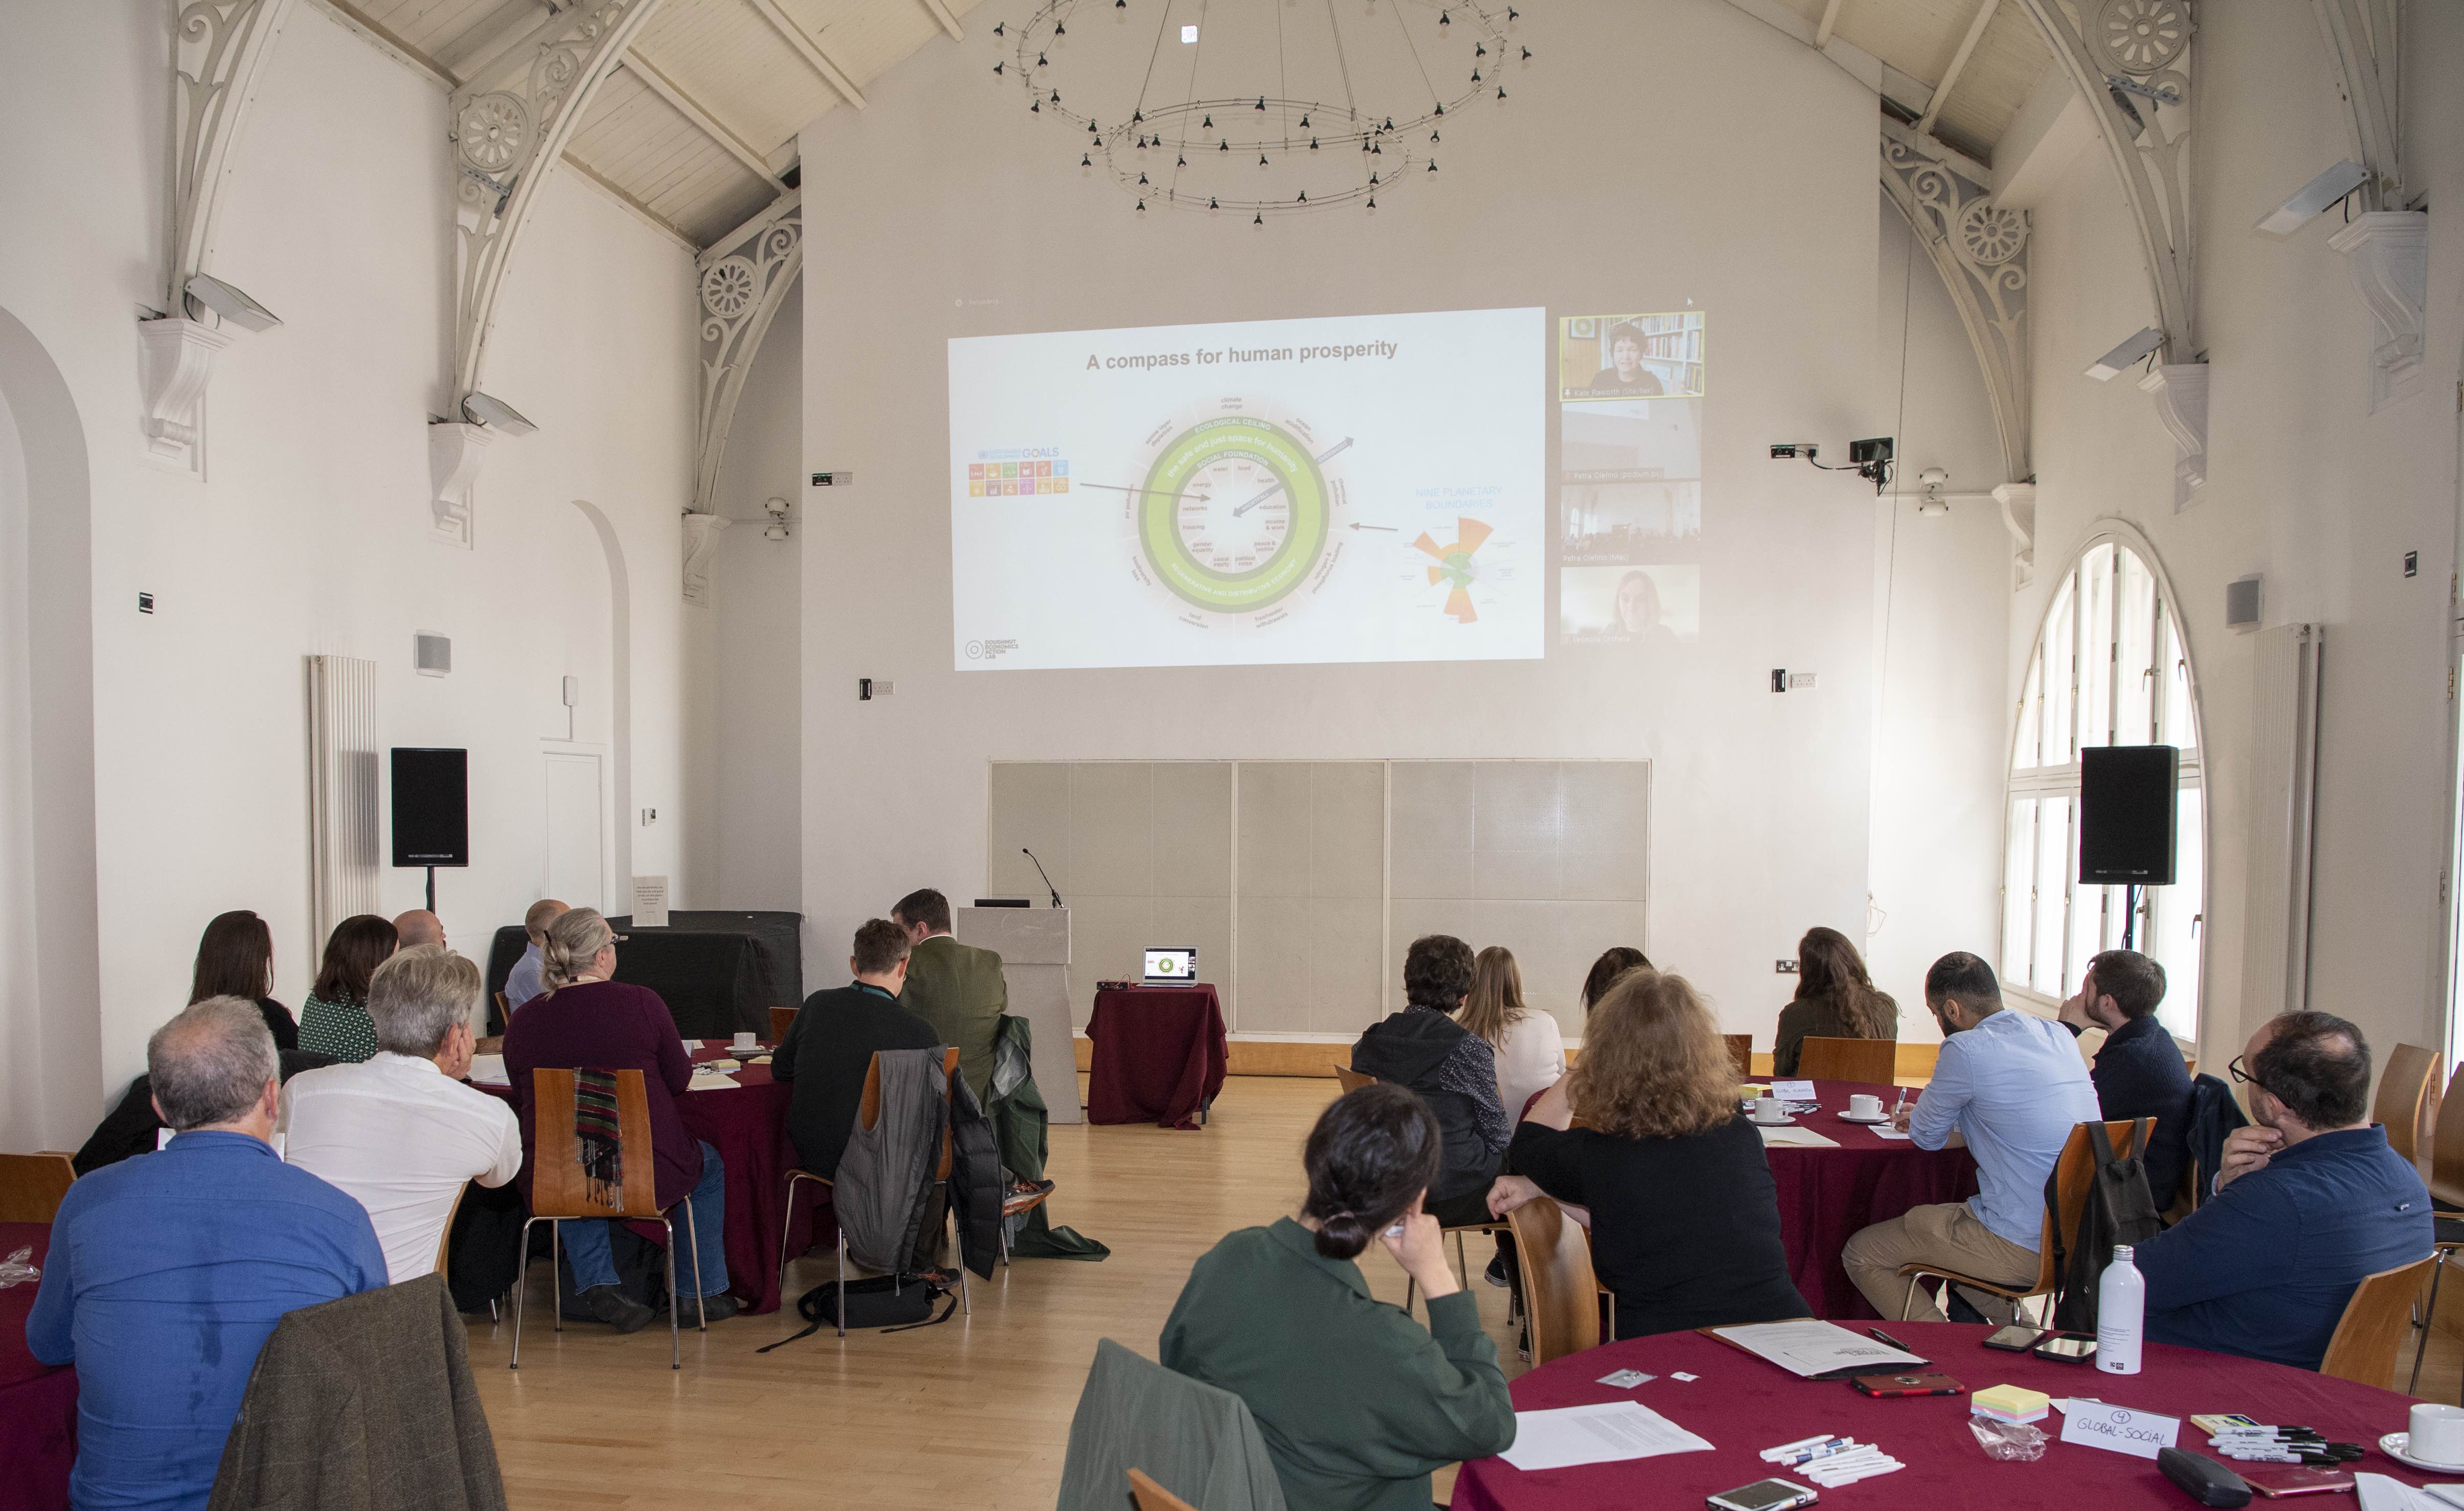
[
  {"left": 1162, "top": 1084, "right": 1517, "bottom": 1510},
  {"left": 296, "top": 913, "right": 398, "bottom": 1063}
]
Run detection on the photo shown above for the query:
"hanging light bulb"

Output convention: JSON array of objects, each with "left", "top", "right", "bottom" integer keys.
[
  {"left": 1476, "top": 42, "right": 1486, "bottom": 56},
  {"left": 1497, "top": 85, "right": 1506, "bottom": 99},
  {"left": 1138, "top": 172, "right": 1149, "bottom": 185},
  {"left": 1521, "top": 47, "right": 1532, "bottom": 61},
  {"left": 992, "top": 20, "right": 1003, "bottom": 34},
  {"left": 1309, "top": 137, "right": 1319, "bottom": 150},
  {"left": 1255, "top": 96, "right": 1267, "bottom": 110},
  {"left": 1253, "top": 212, "right": 1263, "bottom": 225},
  {"left": 1299, "top": 114, "right": 1310, "bottom": 128},
  {"left": 1133, "top": 109, "right": 1144, "bottom": 122},
  {"left": 1201, "top": 114, "right": 1213, "bottom": 129},
  {"left": 1137, "top": 198, "right": 1146, "bottom": 214},
  {"left": 1296, "top": 189, "right": 1307, "bottom": 202},
  {"left": 1366, "top": 196, "right": 1377, "bottom": 212},
  {"left": 1438, "top": 9, "right": 1450, "bottom": 29},
  {"left": 1471, "top": 69, "right": 1481, "bottom": 82},
  {"left": 1031, "top": 98, "right": 1040, "bottom": 112},
  {"left": 1081, "top": 153, "right": 1093, "bottom": 168},
  {"left": 1369, "top": 171, "right": 1379, "bottom": 185},
  {"left": 992, "top": 60, "right": 1004, "bottom": 73},
  {"left": 1209, "top": 196, "right": 1219, "bottom": 210},
  {"left": 1506, "top": 6, "right": 1518, "bottom": 20},
  {"left": 1430, "top": 129, "right": 1440, "bottom": 142},
  {"left": 1434, "top": 102, "right": 1444, "bottom": 115},
  {"left": 1053, "top": 20, "right": 1065, "bottom": 33},
  {"left": 1219, "top": 140, "right": 1229, "bottom": 152},
  {"left": 1178, "top": 154, "right": 1187, "bottom": 166},
  {"left": 1258, "top": 152, "right": 1269, "bottom": 167},
  {"left": 1428, "top": 159, "right": 1438, "bottom": 172},
  {"left": 1051, "top": 89, "right": 1060, "bottom": 102},
  {"left": 1038, "top": 52, "right": 1048, "bottom": 64}
]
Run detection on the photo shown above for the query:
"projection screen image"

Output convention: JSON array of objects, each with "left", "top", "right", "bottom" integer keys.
[{"left": 947, "top": 307, "right": 1545, "bottom": 670}]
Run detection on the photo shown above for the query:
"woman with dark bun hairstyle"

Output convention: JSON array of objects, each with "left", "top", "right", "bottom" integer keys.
[{"left": 1162, "top": 1084, "right": 1515, "bottom": 1510}]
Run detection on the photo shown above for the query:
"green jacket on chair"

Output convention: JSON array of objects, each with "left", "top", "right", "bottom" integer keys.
[{"left": 898, "top": 932, "right": 1007, "bottom": 1103}]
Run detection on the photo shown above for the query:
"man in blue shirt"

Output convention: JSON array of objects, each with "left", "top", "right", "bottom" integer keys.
[
  {"left": 502, "top": 897, "right": 567, "bottom": 1016},
  {"left": 28, "top": 997, "right": 389, "bottom": 1511},
  {"left": 2136, "top": 1009, "right": 2431, "bottom": 1370},
  {"left": 1843, "top": 953, "right": 2099, "bottom": 1322},
  {"left": 2057, "top": 949, "right": 2195, "bottom": 1210}
]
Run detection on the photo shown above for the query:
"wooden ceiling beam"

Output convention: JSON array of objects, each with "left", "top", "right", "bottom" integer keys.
[
  {"left": 434, "top": 0, "right": 549, "bottom": 82},
  {"left": 622, "top": 49, "right": 788, "bottom": 188},
  {"left": 917, "top": 0, "right": 964, "bottom": 42},
  {"left": 745, "top": 0, "right": 867, "bottom": 109},
  {"left": 1917, "top": 0, "right": 2001, "bottom": 137},
  {"left": 1815, "top": 0, "right": 1844, "bottom": 50}
]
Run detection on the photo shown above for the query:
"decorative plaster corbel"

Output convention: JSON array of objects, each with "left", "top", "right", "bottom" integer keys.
[
  {"left": 1992, "top": 481, "right": 2037, "bottom": 589},
  {"left": 426, "top": 421, "right": 492, "bottom": 549},
  {"left": 682, "top": 513, "right": 730, "bottom": 604},
  {"left": 138, "top": 317, "right": 235, "bottom": 475},
  {"left": 2139, "top": 362, "right": 2208, "bottom": 507},
  {"left": 2327, "top": 210, "right": 2427, "bottom": 412}
]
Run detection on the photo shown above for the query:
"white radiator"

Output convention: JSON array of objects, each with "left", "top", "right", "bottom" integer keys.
[
  {"left": 2241, "top": 623, "right": 2322, "bottom": 1024},
  {"left": 306, "top": 655, "right": 379, "bottom": 948}
]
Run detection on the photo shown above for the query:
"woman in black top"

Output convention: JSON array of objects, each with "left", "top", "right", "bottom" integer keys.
[
  {"left": 1488, "top": 969, "right": 1806, "bottom": 1340},
  {"left": 190, "top": 909, "right": 299, "bottom": 1051},
  {"left": 1771, "top": 926, "right": 1898, "bottom": 1077}
]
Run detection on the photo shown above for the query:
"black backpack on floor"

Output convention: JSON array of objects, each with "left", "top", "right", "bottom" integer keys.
[
  {"left": 2049, "top": 1117, "right": 2161, "bottom": 1332},
  {"left": 756, "top": 1273, "right": 958, "bottom": 1351}
]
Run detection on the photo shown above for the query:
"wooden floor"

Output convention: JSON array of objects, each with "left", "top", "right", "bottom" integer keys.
[{"left": 463, "top": 1076, "right": 2464, "bottom": 1508}]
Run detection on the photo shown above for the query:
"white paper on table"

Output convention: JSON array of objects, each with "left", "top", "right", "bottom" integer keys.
[
  {"left": 687, "top": 1068, "right": 741, "bottom": 1092},
  {"left": 1868, "top": 1127, "right": 1914, "bottom": 1141},
  {"left": 1499, "top": 1402, "right": 1714, "bottom": 1471},
  {"left": 1769, "top": 1080, "right": 1817, "bottom": 1101},
  {"left": 1757, "top": 1126, "right": 1841, "bottom": 1148},
  {"left": 2410, "top": 1483, "right": 2464, "bottom": 1510},
  {"left": 467, "top": 1054, "right": 511, "bottom": 1087},
  {"left": 1708, "top": 1320, "right": 1929, "bottom": 1378}
]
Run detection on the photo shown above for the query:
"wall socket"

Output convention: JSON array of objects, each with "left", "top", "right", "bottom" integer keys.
[
  {"left": 858, "top": 678, "right": 894, "bottom": 701},
  {"left": 1776, "top": 959, "right": 1799, "bottom": 974},
  {"left": 640, "top": 807, "right": 658, "bottom": 825}
]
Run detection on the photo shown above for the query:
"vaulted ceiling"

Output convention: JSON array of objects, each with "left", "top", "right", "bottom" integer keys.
[{"left": 320, "top": 0, "right": 2056, "bottom": 251}]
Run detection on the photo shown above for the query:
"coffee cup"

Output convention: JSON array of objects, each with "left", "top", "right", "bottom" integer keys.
[
  {"left": 1849, "top": 1093, "right": 1884, "bottom": 1119},
  {"left": 732, "top": 1031, "right": 757, "bottom": 1052},
  {"left": 2412, "top": 1404, "right": 2464, "bottom": 1466},
  {"left": 1753, "top": 1096, "right": 1783, "bottom": 1123}
]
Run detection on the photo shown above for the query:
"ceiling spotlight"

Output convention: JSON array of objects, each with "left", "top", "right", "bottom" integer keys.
[
  {"left": 1181, "top": 23, "right": 1197, "bottom": 42},
  {"left": 2085, "top": 325, "right": 2166, "bottom": 381},
  {"left": 2255, "top": 159, "right": 2369, "bottom": 236},
  {"left": 182, "top": 273, "right": 282, "bottom": 332},
  {"left": 460, "top": 391, "right": 538, "bottom": 435}
]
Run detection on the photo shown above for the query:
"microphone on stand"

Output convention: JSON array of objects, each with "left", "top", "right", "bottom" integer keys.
[{"left": 1023, "top": 847, "right": 1063, "bottom": 909}]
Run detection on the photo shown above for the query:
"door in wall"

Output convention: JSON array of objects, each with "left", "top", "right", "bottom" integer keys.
[{"left": 544, "top": 752, "right": 604, "bottom": 911}]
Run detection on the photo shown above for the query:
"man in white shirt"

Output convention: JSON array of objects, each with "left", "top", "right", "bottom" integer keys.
[
  {"left": 280, "top": 944, "right": 523, "bottom": 1283},
  {"left": 503, "top": 897, "right": 567, "bottom": 1014}
]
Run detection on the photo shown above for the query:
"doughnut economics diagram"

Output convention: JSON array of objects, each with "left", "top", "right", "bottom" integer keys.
[{"left": 1137, "top": 415, "right": 1336, "bottom": 614}]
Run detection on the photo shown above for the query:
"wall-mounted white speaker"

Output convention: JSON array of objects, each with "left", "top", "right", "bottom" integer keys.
[{"left": 414, "top": 632, "right": 452, "bottom": 676}]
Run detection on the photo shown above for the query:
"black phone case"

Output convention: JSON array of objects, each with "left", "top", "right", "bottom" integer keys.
[{"left": 2158, "top": 1449, "right": 2254, "bottom": 1508}]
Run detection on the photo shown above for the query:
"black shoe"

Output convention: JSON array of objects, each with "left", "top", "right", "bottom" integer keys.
[
  {"left": 1484, "top": 1255, "right": 1510, "bottom": 1289},
  {"left": 679, "top": 1292, "right": 740, "bottom": 1323},
  {"left": 580, "top": 1284, "right": 654, "bottom": 1334}
]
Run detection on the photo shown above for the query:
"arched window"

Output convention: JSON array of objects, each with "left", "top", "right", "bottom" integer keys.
[{"left": 2002, "top": 533, "right": 2205, "bottom": 1038}]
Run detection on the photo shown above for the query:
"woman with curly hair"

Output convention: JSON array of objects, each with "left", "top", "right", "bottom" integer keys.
[
  {"left": 1488, "top": 969, "right": 1805, "bottom": 1339},
  {"left": 1773, "top": 926, "right": 1899, "bottom": 1077}
]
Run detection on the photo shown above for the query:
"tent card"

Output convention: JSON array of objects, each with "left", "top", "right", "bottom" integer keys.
[
  {"left": 2059, "top": 1402, "right": 2179, "bottom": 1460},
  {"left": 1769, "top": 1080, "right": 1817, "bottom": 1101}
]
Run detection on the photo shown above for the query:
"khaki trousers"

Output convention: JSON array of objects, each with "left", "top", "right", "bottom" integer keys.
[{"left": 1842, "top": 1201, "right": 2041, "bottom": 1323}]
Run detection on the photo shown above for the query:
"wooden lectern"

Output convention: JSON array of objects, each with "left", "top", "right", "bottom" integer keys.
[{"left": 955, "top": 905, "right": 1080, "bottom": 1124}]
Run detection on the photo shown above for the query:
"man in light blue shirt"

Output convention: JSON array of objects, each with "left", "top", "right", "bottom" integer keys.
[
  {"left": 1842, "top": 952, "right": 2098, "bottom": 1322},
  {"left": 27, "top": 998, "right": 389, "bottom": 1511},
  {"left": 502, "top": 896, "right": 567, "bottom": 1014}
]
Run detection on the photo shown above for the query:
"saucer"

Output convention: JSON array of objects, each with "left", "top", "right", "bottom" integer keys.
[
  {"left": 1751, "top": 1115, "right": 1797, "bottom": 1127},
  {"left": 1838, "top": 1112, "right": 1892, "bottom": 1125},
  {"left": 2379, "top": 1433, "right": 2464, "bottom": 1473}
]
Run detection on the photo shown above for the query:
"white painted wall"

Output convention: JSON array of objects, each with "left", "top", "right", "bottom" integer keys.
[
  {"left": 2017, "top": 1, "right": 2464, "bottom": 1071},
  {"left": 791, "top": 0, "right": 2010, "bottom": 1044},
  {"left": 0, "top": 2, "right": 697, "bottom": 1142}
]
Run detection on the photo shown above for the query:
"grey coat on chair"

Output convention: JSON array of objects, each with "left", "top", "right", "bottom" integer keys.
[
  {"left": 1055, "top": 1338, "right": 1287, "bottom": 1511},
  {"left": 835, "top": 1047, "right": 948, "bottom": 1275}
]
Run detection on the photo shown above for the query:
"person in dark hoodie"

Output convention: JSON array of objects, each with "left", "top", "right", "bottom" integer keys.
[{"left": 1351, "top": 934, "right": 1512, "bottom": 1227}]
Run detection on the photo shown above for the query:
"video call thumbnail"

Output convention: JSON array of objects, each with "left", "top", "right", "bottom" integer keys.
[
  {"left": 1561, "top": 397, "right": 1702, "bottom": 482},
  {"left": 1561, "top": 563, "right": 1700, "bottom": 646},
  {"left": 1564, "top": 479, "right": 1701, "bottom": 555},
  {"left": 1558, "top": 312, "right": 1705, "bottom": 401}
]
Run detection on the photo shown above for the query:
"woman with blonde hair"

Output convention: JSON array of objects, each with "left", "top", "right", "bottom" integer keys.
[
  {"left": 1459, "top": 946, "right": 1565, "bottom": 1118},
  {"left": 1488, "top": 970, "right": 1805, "bottom": 1339},
  {"left": 1772, "top": 926, "right": 1899, "bottom": 1077}
]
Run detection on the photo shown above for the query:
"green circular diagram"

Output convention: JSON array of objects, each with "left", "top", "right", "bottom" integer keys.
[{"left": 1137, "top": 417, "right": 1331, "bottom": 613}]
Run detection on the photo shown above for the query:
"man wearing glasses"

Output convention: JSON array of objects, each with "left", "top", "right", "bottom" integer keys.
[{"left": 2129, "top": 1010, "right": 2431, "bottom": 1371}]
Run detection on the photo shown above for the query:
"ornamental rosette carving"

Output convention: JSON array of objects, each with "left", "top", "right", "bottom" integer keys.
[
  {"left": 2092, "top": 0, "right": 2190, "bottom": 76},
  {"left": 1881, "top": 127, "right": 2031, "bottom": 481},
  {"left": 455, "top": 93, "right": 530, "bottom": 174}
]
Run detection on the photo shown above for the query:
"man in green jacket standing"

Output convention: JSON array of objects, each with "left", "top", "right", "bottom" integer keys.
[{"left": 891, "top": 888, "right": 1008, "bottom": 1104}]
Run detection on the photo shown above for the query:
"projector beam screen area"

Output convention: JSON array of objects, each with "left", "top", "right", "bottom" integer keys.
[{"left": 947, "top": 307, "right": 1545, "bottom": 670}]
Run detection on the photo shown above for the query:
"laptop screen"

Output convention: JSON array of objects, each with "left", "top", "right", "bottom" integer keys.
[{"left": 1143, "top": 948, "right": 1196, "bottom": 982}]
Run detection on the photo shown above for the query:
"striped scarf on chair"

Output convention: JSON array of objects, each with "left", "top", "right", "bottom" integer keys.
[{"left": 574, "top": 1067, "right": 623, "bottom": 1208}]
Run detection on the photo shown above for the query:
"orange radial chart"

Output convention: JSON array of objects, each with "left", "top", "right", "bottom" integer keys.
[{"left": 1413, "top": 517, "right": 1495, "bottom": 623}]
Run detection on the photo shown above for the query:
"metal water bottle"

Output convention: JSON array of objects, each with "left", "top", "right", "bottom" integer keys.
[{"left": 2096, "top": 1244, "right": 2144, "bottom": 1375}]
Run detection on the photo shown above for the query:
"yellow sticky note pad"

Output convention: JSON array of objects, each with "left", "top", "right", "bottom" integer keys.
[{"left": 1972, "top": 1385, "right": 2051, "bottom": 1424}]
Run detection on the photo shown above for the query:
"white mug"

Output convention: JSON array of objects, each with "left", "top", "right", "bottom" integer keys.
[
  {"left": 732, "top": 1031, "right": 757, "bottom": 1052},
  {"left": 1753, "top": 1096, "right": 1783, "bottom": 1123},
  {"left": 1849, "top": 1093, "right": 1884, "bottom": 1119},
  {"left": 2412, "top": 1404, "right": 2464, "bottom": 1465}
]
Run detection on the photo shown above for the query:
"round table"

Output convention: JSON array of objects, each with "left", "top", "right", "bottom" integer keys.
[
  {"left": 1453, "top": 1320, "right": 2439, "bottom": 1510},
  {"left": 1762, "top": 1080, "right": 1980, "bottom": 1319},
  {"left": 0, "top": 1222, "right": 75, "bottom": 1511}
]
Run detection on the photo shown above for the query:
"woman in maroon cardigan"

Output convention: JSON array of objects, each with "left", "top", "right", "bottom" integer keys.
[{"left": 502, "top": 907, "right": 737, "bottom": 1328}]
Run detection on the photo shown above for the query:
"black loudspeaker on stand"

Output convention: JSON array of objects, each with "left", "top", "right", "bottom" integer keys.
[
  {"left": 391, "top": 748, "right": 470, "bottom": 911},
  {"left": 2078, "top": 745, "right": 2178, "bottom": 950}
]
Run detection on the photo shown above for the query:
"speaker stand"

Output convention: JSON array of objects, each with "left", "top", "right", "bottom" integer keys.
[
  {"left": 424, "top": 865, "right": 437, "bottom": 914},
  {"left": 2121, "top": 883, "right": 2140, "bottom": 951}
]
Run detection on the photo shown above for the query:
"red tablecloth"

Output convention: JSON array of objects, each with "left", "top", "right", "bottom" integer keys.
[
  {"left": 0, "top": 1222, "right": 75, "bottom": 1511},
  {"left": 480, "top": 1043, "right": 825, "bottom": 1316},
  {"left": 1765, "top": 1080, "right": 1980, "bottom": 1319},
  {"left": 1454, "top": 1320, "right": 2438, "bottom": 1510},
  {"left": 1087, "top": 985, "right": 1228, "bottom": 1131}
]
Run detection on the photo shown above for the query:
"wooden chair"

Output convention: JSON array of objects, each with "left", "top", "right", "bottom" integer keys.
[
  {"left": 512, "top": 1068, "right": 708, "bottom": 1370},
  {"left": 1126, "top": 1469, "right": 1197, "bottom": 1511},
  {"left": 493, "top": 991, "right": 509, "bottom": 1025},
  {"left": 779, "top": 1046, "right": 968, "bottom": 1336},
  {"left": 1333, "top": 1065, "right": 1374, "bottom": 1094},
  {"left": 1506, "top": 1196, "right": 1601, "bottom": 1366},
  {"left": 2376, "top": 1044, "right": 2444, "bottom": 1176},
  {"left": 0, "top": 1152, "right": 75, "bottom": 1224},
  {"left": 2407, "top": 1066, "right": 2464, "bottom": 1392},
  {"left": 1724, "top": 1035, "right": 1753, "bottom": 1079},
  {"left": 2322, "top": 1254, "right": 2437, "bottom": 1388},
  {"left": 769, "top": 1006, "right": 799, "bottom": 1045},
  {"left": 1895, "top": 1118, "right": 2144, "bottom": 1323},
  {"left": 1798, "top": 1036, "right": 1897, "bottom": 1084}
]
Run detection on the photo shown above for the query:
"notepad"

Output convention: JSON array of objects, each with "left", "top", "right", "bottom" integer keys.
[
  {"left": 467, "top": 1054, "right": 511, "bottom": 1087},
  {"left": 1757, "top": 1126, "right": 1841, "bottom": 1148},
  {"left": 1706, "top": 1320, "right": 1929, "bottom": 1379},
  {"left": 1498, "top": 1402, "right": 1714, "bottom": 1471},
  {"left": 688, "top": 1068, "right": 740, "bottom": 1091}
]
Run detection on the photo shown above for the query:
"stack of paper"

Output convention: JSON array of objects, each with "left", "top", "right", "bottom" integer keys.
[
  {"left": 1757, "top": 1126, "right": 1841, "bottom": 1148},
  {"left": 1499, "top": 1402, "right": 1713, "bottom": 1471},
  {"left": 466, "top": 1054, "right": 510, "bottom": 1087},
  {"left": 1708, "top": 1320, "right": 1929, "bottom": 1378},
  {"left": 688, "top": 1067, "right": 740, "bottom": 1092}
]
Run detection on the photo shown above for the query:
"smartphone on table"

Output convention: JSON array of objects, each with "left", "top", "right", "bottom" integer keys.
[
  {"left": 1981, "top": 1324, "right": 2047, "bottom": 1351},
  {"left": 2032, "top": 1332, "right": 2098, "bottom": 1363},
  {"left": 1707, "top": 1480, "right": 1818, "bottom": 1511}
]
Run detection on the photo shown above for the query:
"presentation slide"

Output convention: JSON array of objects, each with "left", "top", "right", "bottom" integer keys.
[{"left": 948, "top": 307, "right": 1544, "bottom": 671}]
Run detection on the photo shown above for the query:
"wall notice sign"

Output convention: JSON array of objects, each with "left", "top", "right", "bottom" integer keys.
[
  {"left": 2059, "top": 1402, "right": 2178, "bottom": 1460},
  {"left": 632, "top": 874, "right": 670, "bottom": 929}
]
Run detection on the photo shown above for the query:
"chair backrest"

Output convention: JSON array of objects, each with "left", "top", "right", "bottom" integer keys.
[
  {"left": 528, "top": 1067, "right": 662, "bottom": 1219},
  {"left": 2036, "top": 1118, "right": 2148, "bottom": 1292},
  {"left": 2319, "top": 1254, "right": 2438, "bottom": 1387},
  {"left": 1506, "top": 1197, "right": 1601, "bottom": 1366},
  {"left": 434, "top": 1183, "right": 466, "bottom": 1280},
  {"left": 2375, "top": 1044, "right": 2444, "bottom": 1174},
  {"left": 1127, "top": 1470, "right": 1199, "bottom": 1511},
  {"left": 1055, "top": 1339, "right": 1287, "bottom": 1511},
  {"left": 1723, "top": 1035, "right": 1752, "bottom": 1079},
  {"left": 770, "top": 1005, "right": 798, "bottom": 1045},
  {"left": 855, "top": 1046, "right": 962, "bottom": 1180},
  {"left": 1797, "top": 1036, "right": 1896, "bottom": 1084},
  {"left": 0, "top": 1152, "right": 75, "bottom": 1224},
  {"left": 2431, "top": 1065, "right": 2464, "bottom": 1210},
  {"left": 1333, "top": 1065, "right": 1374, "bottom": 1094}
]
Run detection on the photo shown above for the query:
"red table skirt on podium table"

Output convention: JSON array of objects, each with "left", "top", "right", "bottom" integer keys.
[{"left": 1087, "top": 985, "right": 1228, "bottom": 1131}]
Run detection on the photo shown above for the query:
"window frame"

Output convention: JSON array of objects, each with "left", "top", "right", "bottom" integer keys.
[{"left": 2000, "top": 524, "right": 2208, "bottom": 1037}]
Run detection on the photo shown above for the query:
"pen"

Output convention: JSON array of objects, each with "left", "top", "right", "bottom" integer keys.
[
  {"left": 1890, "top": 1088, "right": 1908, "bottom": 1120},
  {"left": 1867, "top": 1327, "right": 1914, "bottom": 1353}
]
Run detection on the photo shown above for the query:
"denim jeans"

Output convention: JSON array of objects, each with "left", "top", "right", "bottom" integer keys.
[{"left": 562, "top": 1139, "right": 730, "bottom": 1297}]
